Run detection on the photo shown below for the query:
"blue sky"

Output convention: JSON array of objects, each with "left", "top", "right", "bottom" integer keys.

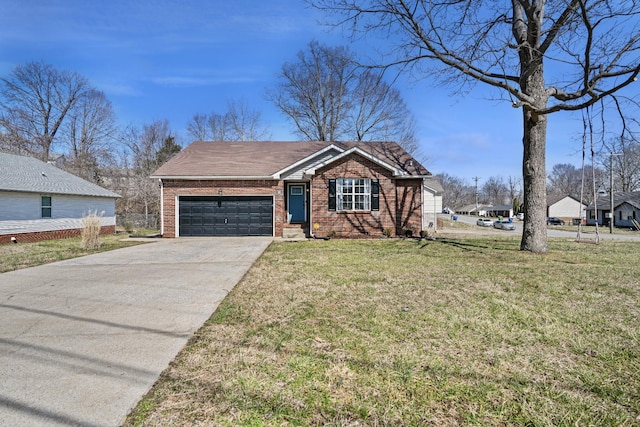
[{"left": 1, "top": 0, "right": 632, "bottom": 184}]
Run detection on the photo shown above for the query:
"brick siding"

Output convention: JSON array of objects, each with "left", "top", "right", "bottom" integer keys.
[
  {"left": 311, "top": 154, "right": 423, "bottom": 238},
  {"left": 159, "top": 155, "right": 423, "bottom": 239},
  {"left": 161, "top": 179, "right": 284, "bottom": 237},
  {"left": 0, "top": 225, "right": 116, "bottom": 245}
]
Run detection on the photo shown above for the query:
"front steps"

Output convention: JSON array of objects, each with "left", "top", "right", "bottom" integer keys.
[{"left": 282, "top": 227, "right": 308, "bottom": 240}]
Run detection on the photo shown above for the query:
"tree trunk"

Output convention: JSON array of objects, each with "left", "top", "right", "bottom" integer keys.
[
  {"left": 519, "top": 45, "right": 549, "bottom": 253},
  {"left": 520, "top": 106, "right": 548, "bottom": 253}
]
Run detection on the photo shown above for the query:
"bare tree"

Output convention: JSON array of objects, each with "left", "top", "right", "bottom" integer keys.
[
  {"left": 435, "top": 173, "right": 474, "bottom": 210},
  {"left": 186, "top": 98, "right": 270, "bottom": 142},
  {"left": 226, "top": 98, "right": 271, "bottom": 141},
  {"left": 548, "top": 163, "right": 583, "bottom": 198},
  {"left": 548, "top": 162, "right": 605, "bottom": 204},
  {"left": 482, "top": 176, "right": 509, "bottom": 205},
  {"left": 602, "top": 136, "right": 640, "bottom": 192},
  {"left": 267, "top": 40, "right": 419, "bottom": 153},
  {"left": 351, "top": 70, "right": 419, "bottom": 153},
  {"left": 62, "top": 89, "right": 118, "bottom": 183},
  {"left": 268, "top": 41, "right": 355, "bottom": 141},
  {"left": 186, "top": 113, "right": 211, "bottom": 141},
  {"left": 123, "top": 120, "right": 181, "bottom": 226},
  {"left": 310, "top": 0, "right": 640, "bottom": 252},
  {"left": 0, "top": 61, "right": 90, "bottom": 161}
]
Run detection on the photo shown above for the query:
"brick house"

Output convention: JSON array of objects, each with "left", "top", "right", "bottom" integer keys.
[
  {"left": 0, "top": 152, "right": 120, "bottom": 244},
  {"left": 151, "top": 141, "right": 433, "bottom": 238}
]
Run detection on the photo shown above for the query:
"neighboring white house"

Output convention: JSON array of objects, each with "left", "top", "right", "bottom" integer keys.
[
  {"left": 0, "top": 152, "right": 120, "bottom": 244},
  {"left": 547, "top": 195, "right": 586, "bottom": 221},
  {"left": 422, "top": 177, "right": 443, "bottom": 228},
  {"left": 586, "top": 192, "right": 640, "bottom": 228},
  {"left": 455, "top": 204, "right": 488, "bottom": 216}
]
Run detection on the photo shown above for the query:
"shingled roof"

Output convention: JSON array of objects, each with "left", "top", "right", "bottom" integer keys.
[
  {"left": 151, "top": 141, "right": 430, "bottom": 178},
  {"left": 0, "top": 152, "right": 120, "bottom": 198},
  {"left": 587, "top": 191, "right": 640, "bottom": 210}
]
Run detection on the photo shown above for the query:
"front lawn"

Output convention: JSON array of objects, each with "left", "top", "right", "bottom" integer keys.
[
  {"left": 0, "top": 233, "right": 145, "bottom": 273},
  {"left": 126, "top": 237, "right": 640, "bottom": 426}
]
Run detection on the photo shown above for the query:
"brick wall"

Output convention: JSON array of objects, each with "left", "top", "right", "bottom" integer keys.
[
  {"left": 0, "top": 225, "right": 116, "bottom": 245},
  {"left": 395, "top": 179, "right": 424, "bottom": 237},
  {"left": 161, "top": 179, "right": 284, "bottom": 237},
  {"left": 311, "top": 154, "right": 423, "bottom": 238}
]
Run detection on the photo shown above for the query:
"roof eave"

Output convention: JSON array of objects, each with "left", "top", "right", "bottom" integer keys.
[
  {"left": 304, "top": 147, "right": 406, "bottom": 176},
  {"left": 152, "top": 175, "right": 277, "bottom": 180},
  {"left": 0, "top": 187, "right": 120, "bottom": 198},
  {"left": 272, "top": 144, "right": 345, "bottom": 179}
]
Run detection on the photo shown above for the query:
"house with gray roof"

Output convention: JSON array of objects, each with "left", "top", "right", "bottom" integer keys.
[
  {"left": 0, "top": 152, "right": 120, "bottom": 244},
  {"left": 586, "top": 191, "right": 640, "bottom": 228}
]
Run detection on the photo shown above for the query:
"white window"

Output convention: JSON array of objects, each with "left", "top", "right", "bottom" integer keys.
[{"left": 337, "top": 178, "right": 370, "bottom": 211}]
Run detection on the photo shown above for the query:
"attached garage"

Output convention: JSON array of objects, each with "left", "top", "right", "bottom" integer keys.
[{"left": 178, "top": 196, "right": 273, "bottom": 237}]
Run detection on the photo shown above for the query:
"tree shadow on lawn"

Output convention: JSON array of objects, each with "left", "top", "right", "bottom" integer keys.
[{"left": 417, "top": 237, "right": 517, "bottom": 254}]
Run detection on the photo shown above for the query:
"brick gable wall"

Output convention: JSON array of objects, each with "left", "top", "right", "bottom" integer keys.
[{"left": 311, "top": 154, "right": 423, "bottom": 238}]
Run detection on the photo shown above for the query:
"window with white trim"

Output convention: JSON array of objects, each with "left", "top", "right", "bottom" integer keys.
[
  {"left": 337, "top": 178, "right": 370, "bottom": 211},
  {"left": 328, "top": 178, "right": 379, "bottom": 212}
]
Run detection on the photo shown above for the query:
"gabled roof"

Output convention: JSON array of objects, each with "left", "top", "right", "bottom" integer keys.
[
  {"left": 0, "top": 152, "right": 120, "bottom": 198},
  {"left": 151, "top": 141, "right": 430, "bottom": 179},
  {"left": 587, "top": 191, "right": 640, "bottom": 210},
  {"left": 423, "top": 176, "right": 444, "bottom": 193},
  {"left": 547, "top": 194, "right": 584, "bottom": 207}
]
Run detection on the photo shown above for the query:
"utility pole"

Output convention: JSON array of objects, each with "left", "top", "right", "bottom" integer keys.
[
  {"left": 609, "top": 153, "right": 622, "bottom": 234},
  {"left": 473, "top": 176, "right": 480, "bottom": 215}
]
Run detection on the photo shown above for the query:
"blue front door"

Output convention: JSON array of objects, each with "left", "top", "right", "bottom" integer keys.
[{"left": 288, "top": 184, "right": 306, "bottom": 223}]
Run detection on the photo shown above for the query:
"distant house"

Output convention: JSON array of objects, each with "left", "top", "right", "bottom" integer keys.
[
  {"left": 586, "top": 192, "right": 640, "bottom": 228},
  {"left": 547, "top": 195, "right": 586, "bottom": 222},
  {"left": 455, "top": 204, "right": 487, "bottom": 216},
  {"left": 485, "top": 205, "right": 513, "bottom": 218},
  {"left": 0, "top": 152, "right": 120, "bottom": 244}
]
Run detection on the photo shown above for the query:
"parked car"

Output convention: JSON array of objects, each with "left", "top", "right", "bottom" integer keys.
[
  {"left": 546, "top": 217, "right": 565, "bottom": 225},
  {"left": 516, "top": 212, "right": 524, "bottom": 220},
  {"left": 476, "top": 218, "right": 494, "bottom": 227},
  {"left": 494, "top": 220, "right": 516, "bottom": 230}
]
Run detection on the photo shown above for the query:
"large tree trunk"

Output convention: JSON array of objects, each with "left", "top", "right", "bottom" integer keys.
[
  {"left": 519, "top": 53, "right": 549, "bottom": 253},
  {"left": 520, "top": 108, "right": 548, "bottom": 253}
]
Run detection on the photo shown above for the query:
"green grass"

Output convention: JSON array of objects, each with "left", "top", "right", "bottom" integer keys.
[
  {"left": 0, "top": 233, "right": 145, "bottom": 273},
  {"left": 126, "top": 236, "right": 640, "bottom": 426}
]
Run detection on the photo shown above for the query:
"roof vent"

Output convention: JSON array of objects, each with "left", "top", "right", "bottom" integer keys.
[{"left": 41, "top": 172, "right": 47, "bottom": 177}]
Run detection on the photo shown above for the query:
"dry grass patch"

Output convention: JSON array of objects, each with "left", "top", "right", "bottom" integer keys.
[
  {"left": 126, "top": 237, "right": 640, "bottom": 426},
  {"left": 0, "top": 233, "right": 144, "bottom": 273}
]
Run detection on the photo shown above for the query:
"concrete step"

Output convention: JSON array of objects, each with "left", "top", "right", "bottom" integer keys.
[{"left": 282, "top": 228, "right": 307, "bottom": 240}]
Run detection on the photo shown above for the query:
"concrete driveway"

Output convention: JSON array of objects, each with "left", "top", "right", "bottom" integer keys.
[{"left": 0, "top": 237, "right": 272, "bottom": 426}]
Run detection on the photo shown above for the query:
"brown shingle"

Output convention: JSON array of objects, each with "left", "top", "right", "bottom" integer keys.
[{"left": 151, "top": 141, "right": 430, "bottom": 178}]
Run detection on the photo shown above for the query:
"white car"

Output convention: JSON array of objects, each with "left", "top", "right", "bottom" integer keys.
[
  {"left": 494, "top": 220, "right": 516, "bottom": 230},
  {"left": 476, "top": 218, "right": 494, "bottom": 227}
]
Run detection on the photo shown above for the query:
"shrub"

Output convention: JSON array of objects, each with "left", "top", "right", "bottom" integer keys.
[{"left": 82, "top": 210, "right": 104, "bottom": 249}]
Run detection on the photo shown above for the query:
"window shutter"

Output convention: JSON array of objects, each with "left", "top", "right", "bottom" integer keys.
[
  {"left": 371, "top": 179, "right": 379, "bottom": 211},
  {"left": 328, "top": 179, "right": 336, "bottom": 211}
]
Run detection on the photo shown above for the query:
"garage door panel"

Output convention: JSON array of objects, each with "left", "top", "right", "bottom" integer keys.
[{"left": 179, "top": 196, "right": 273, "bottom": 237}]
